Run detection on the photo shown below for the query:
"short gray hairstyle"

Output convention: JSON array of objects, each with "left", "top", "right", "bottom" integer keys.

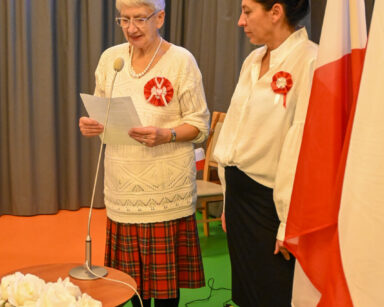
[{"left": 116, "top": 0, "right": 165, "bottom": 12}]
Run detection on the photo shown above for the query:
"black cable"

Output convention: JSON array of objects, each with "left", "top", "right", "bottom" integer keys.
[{"left": 184, "top": 277, "right": 232, "bottom": 306}]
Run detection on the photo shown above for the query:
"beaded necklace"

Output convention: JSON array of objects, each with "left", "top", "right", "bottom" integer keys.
[{"left": 128, "top": 37, "right": 163, "bottom": 78}]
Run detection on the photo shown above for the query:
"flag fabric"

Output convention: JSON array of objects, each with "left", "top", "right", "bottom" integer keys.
[
  {"left": 284, "top": 0, "right": 367, "bottom": 306},
  {"left": 339, "top": 1, "right": 384, "bottom": 306},
  {"left": 194, "top": 148, "right": 205, "bottom": 171}
]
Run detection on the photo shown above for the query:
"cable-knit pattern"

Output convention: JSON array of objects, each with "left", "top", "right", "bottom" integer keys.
[{"left": 94, "top": 43, "right": 210, "bottom": 223}]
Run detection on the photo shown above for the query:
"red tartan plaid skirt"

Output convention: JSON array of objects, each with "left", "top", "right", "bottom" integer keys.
[{"left": 104, "top": 214, "right": 205, "bottom": 299}]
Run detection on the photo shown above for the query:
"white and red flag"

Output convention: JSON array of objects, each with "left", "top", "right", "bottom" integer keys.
[
  {"left": 284, "top": 0, "right": 367, "bottom": 306},
  {"left": 339, "top": 1, "right": 384, "bottom": 306},
  {"left": 194, "top": 147, "right": 205, "bottom": 171}
]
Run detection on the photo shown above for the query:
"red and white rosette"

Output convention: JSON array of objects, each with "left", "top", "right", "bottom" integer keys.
[
  {"left": 271, "top": 71, "right": 293, "bottom": 108},
  {"left": 144, "top": 77, "right": 174, "bottom": 107}
]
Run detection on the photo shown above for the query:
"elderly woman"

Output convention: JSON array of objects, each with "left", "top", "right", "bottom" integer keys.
[
  {"left": 79, "top": 0, "right": 209, "bottom": 306},
  {"left": 214, "top": 0, "right": 317, "bottom": 306}
]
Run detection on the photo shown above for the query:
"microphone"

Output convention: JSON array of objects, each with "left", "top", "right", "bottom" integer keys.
[
  {"left": 114, "top": 57, "right": 124, "bottom": 72},
  {"left": 70, "top": 57, "right": 125, "bottom": 280}
]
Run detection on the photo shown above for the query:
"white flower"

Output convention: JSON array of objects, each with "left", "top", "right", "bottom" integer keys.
[
  {"left": 0, "top": 273, "right": 101, "bottom": 307},
  {"left": 77, "top": 293, "right": 102, "bottom": 307},
  {"left": 36, "top": 282, "right": 77, "bottom": 307},
  {"left": 0, "top": 272, "right": 24, "bottom": 301},
  {"left": 20, "top": 301, "right": 37, "bottom": 307},
  {"left": 6, "top": 274, "right": 45, "bottom": 307},
  {"left": 55, "top": 278, "right": 81, "bottom": 299}
]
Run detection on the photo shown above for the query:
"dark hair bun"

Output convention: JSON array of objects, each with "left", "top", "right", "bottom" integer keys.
[{"left": 256, "top": 0, "right": 310, "bottom": 27}]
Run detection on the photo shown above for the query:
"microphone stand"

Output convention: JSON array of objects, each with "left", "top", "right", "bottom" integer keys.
[{"left": 70, "top": 65, "right": 121, "bottom": 280}]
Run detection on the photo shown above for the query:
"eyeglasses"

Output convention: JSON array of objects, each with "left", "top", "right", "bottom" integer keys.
[{"left": 115, "top": 11, "right": 157, "bottom": 28}]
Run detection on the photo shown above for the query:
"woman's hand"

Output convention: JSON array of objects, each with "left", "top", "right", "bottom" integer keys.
[
  {"left": 79, "top": 117, "right": 104, "bottom": 137},
  {"left": 221, "top": 212, "right": 227, "bottom": 233},
  {"left": 274, "top": 240, "right": 291, "bottom": 260},
  {"left": 129, "top": 126, "right": 171, "bottom": 147}
]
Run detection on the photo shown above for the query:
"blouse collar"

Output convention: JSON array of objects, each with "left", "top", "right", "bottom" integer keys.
[
  {"left": 253, "top": 27, "right": 308, "bottom": 67},
  {"left": 250, "top": 28, "right": 308, "bottom": 84},
  {"left": 269, "top": 27, "right": 308, "bottom": 68}
]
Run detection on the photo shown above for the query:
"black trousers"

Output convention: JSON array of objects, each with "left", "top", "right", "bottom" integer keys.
[{"left": 225, "top": 166, "right": 295, "bottom": 307}]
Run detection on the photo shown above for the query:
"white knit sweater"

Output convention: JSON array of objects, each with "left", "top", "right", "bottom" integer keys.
[{"left": 94, "top": 43, "right": 210, "bottom": 223}]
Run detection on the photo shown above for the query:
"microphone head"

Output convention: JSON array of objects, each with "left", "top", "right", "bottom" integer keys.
[{"left": 113, "top": 57, "right": 124, "bottom": 72}]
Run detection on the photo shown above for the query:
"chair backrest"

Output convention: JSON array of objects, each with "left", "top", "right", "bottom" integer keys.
[{"left": 203, "top": 111, "right": 226, "bottom": 181}]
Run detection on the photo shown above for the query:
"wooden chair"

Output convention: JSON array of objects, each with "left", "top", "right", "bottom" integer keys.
[{"left": 196, "top": 112, "right": 226, "bottom": 236}]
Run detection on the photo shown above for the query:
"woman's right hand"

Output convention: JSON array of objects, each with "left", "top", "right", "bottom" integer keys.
[
  {"left": 221, "top": 212, "right": 227, "bottom": 233},
  {"left": 79, "top": 117, "right": 104, "bottom": 137}
]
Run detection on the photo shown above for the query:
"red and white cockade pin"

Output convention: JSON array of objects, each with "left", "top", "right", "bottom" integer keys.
[
  {"left": 144, "top": 77, "right": 174, "bottom": 107},
  {"left": 271, "top": 71, "right": 293, "bottom": 108}
]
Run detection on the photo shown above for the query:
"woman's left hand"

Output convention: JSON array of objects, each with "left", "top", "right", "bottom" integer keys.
[
  {"left": 274, "top": 240, "right": 291, "bottom": 261},
  {"left": 129, "top": 126, "right": 171, "bottom": 147}
]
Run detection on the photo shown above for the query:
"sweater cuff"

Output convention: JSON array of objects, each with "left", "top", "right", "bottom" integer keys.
[
  {"left": 277, "top": 222, "right": 286, "bottom": 241},
  {"left": 191, "top": 130, "right": 205, "bottom": 144}
]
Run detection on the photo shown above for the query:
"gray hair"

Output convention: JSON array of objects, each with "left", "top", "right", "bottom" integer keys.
[{"left": 116, "top": 0, "right": 165, "bottom": 12}]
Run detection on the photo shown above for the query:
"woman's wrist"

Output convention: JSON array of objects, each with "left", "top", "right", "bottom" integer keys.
[{"left": 169, "top": 128, "right": 177, "bottom": 142}]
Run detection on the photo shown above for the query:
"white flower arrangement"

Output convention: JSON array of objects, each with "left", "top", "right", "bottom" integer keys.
[{"left": 0, "top": 272, "right": 101, "bottom": 307}]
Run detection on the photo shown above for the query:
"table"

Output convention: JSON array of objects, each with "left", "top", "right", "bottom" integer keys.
[{"left": 2, "top": 263, "right": 137, "bottom": 307}]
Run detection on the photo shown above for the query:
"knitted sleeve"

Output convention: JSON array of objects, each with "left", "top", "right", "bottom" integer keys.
[
  {"left": 94, "top": 51, "right": 107, "bottom": 98},
  {"left": 177, "top": 53, "right": 210, "bottom": 144}
]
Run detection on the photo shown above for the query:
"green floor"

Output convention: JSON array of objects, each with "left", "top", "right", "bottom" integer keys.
[{"left": 123, "top": 212, "right": 239, "bottom": 307}]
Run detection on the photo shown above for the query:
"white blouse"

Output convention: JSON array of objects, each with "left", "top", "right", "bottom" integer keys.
[{"left": 214, "top": 28, "right": 318, "bottom": 240}]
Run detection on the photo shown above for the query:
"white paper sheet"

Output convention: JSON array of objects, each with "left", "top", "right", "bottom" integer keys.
[{"left": 80, "top": 93, "right": 142, "bottom": 145}]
